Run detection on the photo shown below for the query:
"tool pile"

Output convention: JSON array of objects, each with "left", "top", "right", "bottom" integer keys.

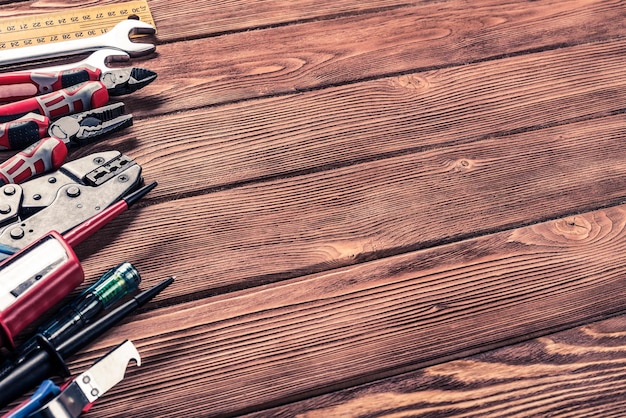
[{"left": 0, "top": 16, "right": 171, "bottom": 417}]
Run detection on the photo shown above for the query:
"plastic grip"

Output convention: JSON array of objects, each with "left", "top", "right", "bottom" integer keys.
[
  {"left": 0, "top": 81, "right": 110, "bottom": 123},
  {"left": 0, "top": 115, "right": 50, "bottom": 150},
  {"left": 0, "top": 232, "right": 84, "bottom": 349},
  {"left": 0, "top": 67, "right": 101, "bottom": 103},
  {"left": 0, "top": 136, "right": 68, "bottom": 185}
]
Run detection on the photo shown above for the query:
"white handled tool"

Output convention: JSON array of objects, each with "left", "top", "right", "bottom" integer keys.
[{"left": 0, "top": 20, "right": 155, "bottom": 67}]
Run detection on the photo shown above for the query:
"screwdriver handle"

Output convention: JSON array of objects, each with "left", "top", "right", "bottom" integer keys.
[
  {"left": 0, "top": 136, "right": 68, "bottom": 185},
  {"left": 0, "top": 81, "right": 110, "bottom": 123},
  {"left": 0, "top": 67, "right": 102, "bottom": 103},
  {"left": 0, "top": 114, "right": 50, "bottom": 150}
]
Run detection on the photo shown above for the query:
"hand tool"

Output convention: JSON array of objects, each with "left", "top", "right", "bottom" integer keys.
[
  {"left": 0, "top": 181, "right": 156, "bottom": 350},
  {"left": 36, "top": 48, "right": 131, "bottom": 74},
  {"left": 0, "top": 1, "right": 155, "bottom": 54},
  {"left": 0, "top": 262, "right": 141, "bottom": 384},
  {"left": 0, "top": 277, "right": 173, "bottom": 408},
  {"left": 0, "top": 68, "right": 156, "bottom": 123},
  {"left": 4, "top": 340, "right": 141, "bottom": 418},
  {"left": 0, "top": 19, "right": 156, "bottom": 67},
  {"left": 0, "top": 65, "right": 155, "bottom": 103},
  {"left": 0, "top": 150, "right": 143, "bottom": 257},
  {"left": 0, "top": 103, "right": 133, "bottom": 185}
]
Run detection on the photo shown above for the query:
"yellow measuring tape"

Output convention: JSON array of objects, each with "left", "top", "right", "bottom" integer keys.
[{"left": 0, "top": 1, "right": 155, "bottom": 51}]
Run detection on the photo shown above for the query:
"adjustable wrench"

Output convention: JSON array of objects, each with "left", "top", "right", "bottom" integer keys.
[{"left": 0, "top": 20, "right": 155, "bottom": 67}]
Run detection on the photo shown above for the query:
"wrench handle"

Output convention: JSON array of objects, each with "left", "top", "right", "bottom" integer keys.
[
  {"left": 0, "top": 136, "right": 68, "bottom": 185},
  {"left": 0, "top": 67, "right": 102, "bottom": 103},
  {"left": 0, "top": 114, "right": 50, "bottom": 150},
  {"left": 0, "top": 81, "right": 110, "bottom": 123}
]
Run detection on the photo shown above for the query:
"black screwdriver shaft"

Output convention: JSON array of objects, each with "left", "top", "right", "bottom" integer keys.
[{"left": 0, "top": 277, "right": 174, "bottom": 409}]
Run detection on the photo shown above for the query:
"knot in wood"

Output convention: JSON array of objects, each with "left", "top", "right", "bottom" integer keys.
[
  {"left": 453, "top": 158, "right": 474, "bottom": 172},
  {"left": 392, "top": 74, "right": 430, "bottom": 91},
  {"left": 553, "top": 217, "right": 592, "bottom": 241}
]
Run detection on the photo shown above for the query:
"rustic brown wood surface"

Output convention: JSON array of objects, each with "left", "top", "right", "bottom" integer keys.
[{"left": 1, "top": 0, "right": 626, "bottom": 416}]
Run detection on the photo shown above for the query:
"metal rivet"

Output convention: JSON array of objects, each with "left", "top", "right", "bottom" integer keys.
[
  {"left": 0, "top": 204, "right": 11, "bottom": 214},
  {"left": 10, "top": 227, "right": 24, "bottom": 239},
  {"left": 33, "top": 194, "right": 41, "bottom": 200},
  {"left": 48, "top": 177, "right": 57, "bottom": 183},
  {"left": 67, "top": 186, "right": 81, "bottom": 198},
  {"left": 3, "top": 186, "right": 15, "bottom": 196}
]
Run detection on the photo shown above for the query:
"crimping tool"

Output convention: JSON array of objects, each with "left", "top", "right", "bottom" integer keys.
[{"left": 0, "top": 149, "right": 143, "bottom": 257}]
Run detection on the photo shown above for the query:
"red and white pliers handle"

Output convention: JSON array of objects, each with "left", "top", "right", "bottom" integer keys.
[{"left": 0, "top": 67, "right": 103, "bottom": 103}]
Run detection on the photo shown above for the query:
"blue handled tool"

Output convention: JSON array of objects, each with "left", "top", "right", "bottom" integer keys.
[{"left": 4, "top": 340, "right": 140, "bottom": 418}]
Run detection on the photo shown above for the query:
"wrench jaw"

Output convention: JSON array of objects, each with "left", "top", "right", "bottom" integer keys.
[
  {"left": 42, "top": 48, "right": 132, "bottom": 74},
  {"left": 106, "top": 20, "right": 157, "bottom": 57}
]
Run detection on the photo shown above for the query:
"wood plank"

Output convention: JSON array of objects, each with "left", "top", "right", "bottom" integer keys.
[
  {"left": 4, "top": 0, "right": 623, "bottom": 49},
  {"left": 87, "top": 39, "right": 626, "bottom": 199},
  {"left": 73, "top": 112, "right": 626, "bottom": 299},
  {"left": 40, "top": 204, "right": 626, "bottom": 417},
  {"left": 122, "top": 0, "right": 626, "bottom": 115},
  {"left": 0, "top": 0, "right": 408, "bottom": 38},
  {"left": 244, "top": 315, "right": 626, "bottom": 417},
  {"left": 4, "top": 0, "right": 625, "bottom": 113}
]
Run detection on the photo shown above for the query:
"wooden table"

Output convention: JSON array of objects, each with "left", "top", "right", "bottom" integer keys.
[{"left": 2, "top": 0, "right": 626, "bottom": 416}]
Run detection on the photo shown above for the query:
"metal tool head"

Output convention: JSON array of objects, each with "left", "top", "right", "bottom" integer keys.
[
  {"left": 76, "top": 340, "right": 141, "bottom": 403},
  {"left": 99, "top": 19, "right": 156, "bottom": 57},
  {"left": 42, "top": 48, "right": 131, "bottom": 74},
  {"left": 100, "top": 67, "right": 158, "bottom": 96},
  {"left": 48, "top": 102, "right": 133, "bottom": 146}
]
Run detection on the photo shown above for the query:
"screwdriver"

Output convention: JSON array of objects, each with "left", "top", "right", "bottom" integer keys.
[
  {"left": 1, "top": 262, "right": 142, "bottom": 383},
  {"left": 0, "top": 181, "right": 157, "bottom": 349},
  {"left": 0, "top": 276, "right": 174, "bottom": 409}
]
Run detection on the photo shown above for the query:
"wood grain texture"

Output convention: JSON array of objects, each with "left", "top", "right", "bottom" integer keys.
[
  {"left": 2, "top": 0, "right": 626, "bottom": 416},
  {"left": 0, "top": 0, "right": 408, "bottom": 38},
  {"left": 45, "top": 205, "right": 626, "bottom": 417},
  {"left": 78, "top": 38, "right": 626, "bottom": 200},
  {"left": 4, "top": 0, "right": 626, "bottom": 115},
  {"left": 70, "top": 112, "right": 626, "bottom": 300},
  {"left": 245, "top": 316, "right": 626, "bottom": 417},
  {"left": 128, "top": 0, "right": 626, "bottom": 115}
]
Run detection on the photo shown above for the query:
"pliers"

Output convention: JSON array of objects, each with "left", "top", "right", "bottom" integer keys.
[
  {"left": 3, "top": 340, "right": 141, "bottom": 418},
  {"left": 0, "top": 103, "right": 133, "bottom": 185},
  {"left": 0, "top": 66, "right": 156, "bottom": 123}
]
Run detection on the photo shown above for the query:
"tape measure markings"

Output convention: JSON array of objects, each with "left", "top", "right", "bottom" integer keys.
[{"left": 0, "top": 1, "right": 155, "bottom": 51}]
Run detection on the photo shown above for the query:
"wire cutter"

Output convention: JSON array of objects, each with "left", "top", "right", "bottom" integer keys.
[
  {"left": 0, "top": 103, "right": 133, "bottom": 185},
  {"left": 0, "top": 67, "right": 156, "bottom": 123},
  {"left": 3, "top": 340, "right": 141, "bottom": 418}
]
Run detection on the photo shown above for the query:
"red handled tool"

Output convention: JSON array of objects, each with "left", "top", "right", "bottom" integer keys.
[
  {"left": 0, "top": 66, "right": 156, "bottom": 104},
  {"left": 0, "top": 67, "right": 156, "bottom": 123},
  {"left": 0, "top": 181, "right": 156, "bottom": 349},
  {"left": 0, "top": 103, "right": 133, "bottom": 185}
]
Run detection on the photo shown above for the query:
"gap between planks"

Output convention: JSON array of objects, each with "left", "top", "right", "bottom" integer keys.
[{"left": 42, "top": 202, "right": 626, "bottom": 417}]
